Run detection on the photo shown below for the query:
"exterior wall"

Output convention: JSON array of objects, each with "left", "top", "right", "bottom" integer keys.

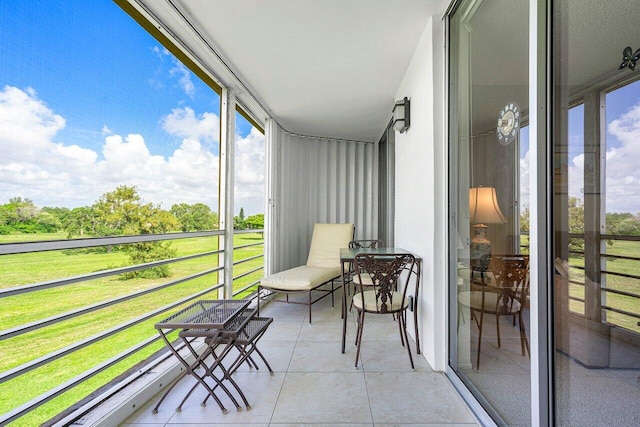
[{"left": 394, "top": 14, "right": 448, "bottom": 371}]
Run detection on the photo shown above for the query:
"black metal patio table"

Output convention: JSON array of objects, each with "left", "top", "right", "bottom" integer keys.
[{"left": 153, "top": 299, "right": 272, "bottom": 414}]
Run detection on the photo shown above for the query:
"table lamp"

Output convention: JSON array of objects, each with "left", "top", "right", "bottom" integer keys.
[{"left": 469, "top": 186, "right": 506, "bottom": 268}]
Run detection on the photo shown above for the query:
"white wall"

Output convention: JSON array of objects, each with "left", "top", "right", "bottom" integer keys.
[{"left": 394, "top": 13, "right": 448, "bottom": 371}]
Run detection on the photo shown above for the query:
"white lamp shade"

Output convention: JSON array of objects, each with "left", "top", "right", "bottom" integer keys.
[{"left": 469, "top": 187, "right": 507, "bottom": 225}]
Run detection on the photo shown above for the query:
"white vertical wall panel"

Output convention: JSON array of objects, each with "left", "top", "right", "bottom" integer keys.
[{"left": 265, "top": 123, "right": 377, "bottom": 272}]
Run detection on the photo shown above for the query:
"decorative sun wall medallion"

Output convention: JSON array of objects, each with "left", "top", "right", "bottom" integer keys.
[{"left": 497, "top": 102, "right": 520, "bottom": 145}]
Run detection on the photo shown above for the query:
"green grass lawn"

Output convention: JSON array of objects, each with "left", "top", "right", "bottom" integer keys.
[
  {"left": 520, "top": 234, "right": 639, "bottom": 332},
  {"left": 0, "top": 231, "right": 263, "bottom": 426}
]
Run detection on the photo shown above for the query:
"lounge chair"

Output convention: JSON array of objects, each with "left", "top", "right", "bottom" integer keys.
[{"left": 257, "top": 223, "right": 354, "bottom": 323}]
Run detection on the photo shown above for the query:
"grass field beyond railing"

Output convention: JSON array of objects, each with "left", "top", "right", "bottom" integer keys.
[
  {"left": 520, "top": 234, "right": 640, "bottom": 334},
  {"left": 0, "top": 231, "right": 264, "bottom": 426}
]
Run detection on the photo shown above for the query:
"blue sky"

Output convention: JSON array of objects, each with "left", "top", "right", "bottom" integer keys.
[
  {"left": 518, "top": 79, "right": 640, "bottom": 214},
  {"left": 0, "top": 0, "right": 264, "bottom": 213}
]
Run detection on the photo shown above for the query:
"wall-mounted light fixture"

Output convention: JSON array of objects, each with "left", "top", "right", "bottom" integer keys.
[{"left": 392, "top": 97, "right": 410, "bottom": 133}]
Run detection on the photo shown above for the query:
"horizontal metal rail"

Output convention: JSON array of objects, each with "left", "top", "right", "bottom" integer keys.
[
  {"left": 521, "top": 231, "right": 640, "bottom": 324},
  {"left": 602, "top": 286, "right": 640, "bottom": 301},
  {"left": 233, "top": 266, "right": 263, "bottom": 281},
  {"left": 601, "top": 233, "right": 640, "bottom": 241},
  {"left": 233, "top": 228, "right": 264, "bottom": 235},
  {"left": 602, "top": 269, "right": 640, "bottom": 281},
  {"left": 0, "top": 266, "right": 223, "bottom": 341},
  {"left": 234, "top": 241, "right": 264, "bottom": 250},
  {"left": 601, "top": 252, "right": 640, "bottom": 261},
  {"left": 0, "top": 282, "right": 222, "bottom": 385},
  {"left": 234, "top": 253, "right": 264, "bottom": 265},
  {"left": 0, "top": 249, "right": 222, "bottom": 299},
  {"left": 602, "top": 304, "right": 640, "bottom": 320},
  {"left": 568, "top": 278, "right": 584, "bottom": 286},
  {"left": 52, "top": 338, "right": 189, "bottom": 426},
  {"left": 233, "top": 279, "right": 261, "bottom": 296},
  {"left": 0, "top": 334, "right": 163, "bottom": 425},
  {"left": 0, "top": 230, "right": 222, "bottom": 255}
]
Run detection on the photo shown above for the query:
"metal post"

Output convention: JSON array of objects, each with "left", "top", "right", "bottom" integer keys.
[{"left": 219, "top": 88, "right": 236, "bottom": 298}]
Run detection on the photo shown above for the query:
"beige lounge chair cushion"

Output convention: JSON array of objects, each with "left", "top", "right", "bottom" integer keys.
[
  {"left": 352, "top": 290, "right": 407, "bottom": 312},
  {"left": 261, "top": 265, "right": 342, "bottom": 291},
  {"left": 306, "top": 223, "right": 354, "bottom": 268},
  {"left": 261, "top": 222, "right": 353, "bottom": 292}
]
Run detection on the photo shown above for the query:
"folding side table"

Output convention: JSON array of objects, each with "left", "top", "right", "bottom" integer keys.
[{"left": 153, "top": 299, "right": 272, "bottom": 414}]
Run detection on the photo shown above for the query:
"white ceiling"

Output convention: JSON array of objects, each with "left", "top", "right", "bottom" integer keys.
[
  {"left": 135, "top": 0, "right": 448, "bottom": 142},
  {"left": 132, "top": 0, "right": 640, "bottom": 141}
]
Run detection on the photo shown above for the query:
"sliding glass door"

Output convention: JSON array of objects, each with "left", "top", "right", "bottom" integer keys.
[
  {"left": 448, "top": 0, "right": 531, "bottom": 424},
  {"left": 552, "top": 1, "right": 640, "bottom": 425},
  {"left": 448, "top": 0, "right": 640, "bottom": 425}
]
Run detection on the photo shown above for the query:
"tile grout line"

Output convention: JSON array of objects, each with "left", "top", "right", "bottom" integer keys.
[{"left": 267, "top": 307, "right": 303, "bottom": 426}]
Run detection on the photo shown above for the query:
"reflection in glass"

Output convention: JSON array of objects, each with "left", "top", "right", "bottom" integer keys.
[
  {"left": 449, "top": 0, "right": 530, "bottom": 424},
  {"left": 553, "top": 1, "right": 640, "bottom": 425}
]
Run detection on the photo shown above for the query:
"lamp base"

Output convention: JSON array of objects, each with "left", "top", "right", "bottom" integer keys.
[{"left": 470, "top": 224, "right": 491, "bottom": 271}]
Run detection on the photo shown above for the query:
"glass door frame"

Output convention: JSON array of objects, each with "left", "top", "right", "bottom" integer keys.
[{"left": 444, "top": 0, "right": 553, "bottom": 425}]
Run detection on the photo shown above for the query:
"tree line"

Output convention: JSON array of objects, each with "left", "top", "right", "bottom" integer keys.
[
  {"left": 520, "top": 196, "right": 640, "bottom": 251},
  {"left": 1, "top": 185, "right": 264, "bottom": 279},
  {"left": 0, "top": 186, "right": 264, "bottom": 236}
]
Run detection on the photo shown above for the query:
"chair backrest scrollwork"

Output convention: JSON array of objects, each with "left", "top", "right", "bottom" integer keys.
[
  {"left": 354, "top": 253, "right": 415, "bottom": 313},
  {"left": 489, "top": 254, "right": 530, "bottom": 314}
]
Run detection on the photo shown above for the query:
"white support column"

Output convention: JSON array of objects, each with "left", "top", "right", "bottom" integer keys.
[
  {"left": 530, "top": 0, "right": 552, "bottom": 425},
  {"left": 219, "top": 88, "right": 236, "bottom": 299},
  {"left": 264, "top": 118, "right": 278, "bottom": 276}
]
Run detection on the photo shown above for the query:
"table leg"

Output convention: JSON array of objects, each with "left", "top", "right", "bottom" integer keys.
[
  {"left": 198, "top": 340, "right": 245, "bottom": 410},
  {"left": 152, "top": 370, "right": 187, "bottom": 414},
  {"left": 185, "top": 338, "right": 240, "bottom": 412},
  {"left": 202, "top": 317, "right": 273, "bottom": 410},
  {"left": 155, "top": 331, "right": 229, "bottom": 414},
  {"left": 414, "top": 261, "right": 421, "bottom": 354},
  {"left": 341, "top": 260, "right": 348, "bottom": 353}
]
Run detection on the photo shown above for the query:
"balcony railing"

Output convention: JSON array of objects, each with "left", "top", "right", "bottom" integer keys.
[
  {"left": 0, "top": 230, "right": 263, "bottom": 426},
  {"left": 520, "top": 231, "right": 640, "bottom": 334}
]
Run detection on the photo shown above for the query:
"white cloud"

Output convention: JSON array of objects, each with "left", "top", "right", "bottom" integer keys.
[
  {"left": 519, "top": 147, "right": 531, "bottom": 210},
  {"left": 0, "top": 85, "right": 226, "bottom": 210},
  {"left": 538, "top": 100, "right": 640, "bottom": 214},
  {"left": 152, "top": 45, "right": 195, "bottom": 97},
  {"left": 605, "top": 103, "right": 640, "bottom": 213},
  {"left": 234, "top": 127, "right": 265, "bottom": 215},
  {"left": 520, "top": 101, "right": 640, "bottom": 214},
  {"left": 170, "top": 61, "right": 195, "bottom": 97},
  {"left": 0, "top": 85, "right": 68, "bottom": 162},
  {"left": 162, "top": 107, "right": 219, "bottom": 144},
  {"left": 151, "top": 46, "right": 169, "bottom": 58}
]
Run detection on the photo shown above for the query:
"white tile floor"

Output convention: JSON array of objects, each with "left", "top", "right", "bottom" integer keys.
[{"left": 123, "top": 291, "right": 479, "bottom": 426}]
